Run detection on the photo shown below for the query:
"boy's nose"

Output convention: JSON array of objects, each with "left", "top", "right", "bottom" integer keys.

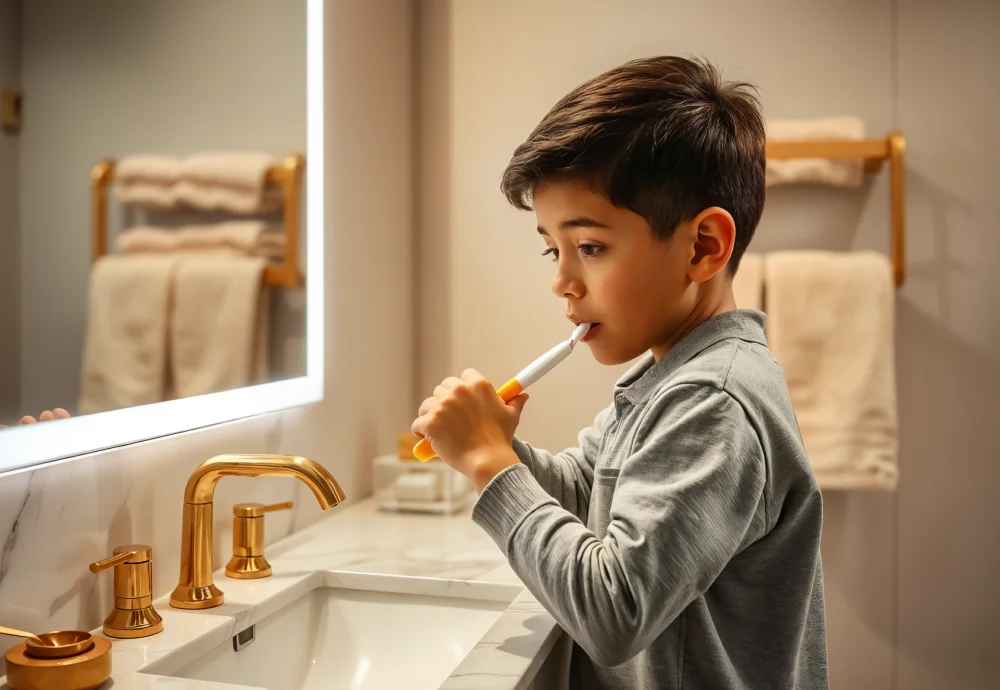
[{"left": 552, "top": 265, "right": 585, "bottom": 299}]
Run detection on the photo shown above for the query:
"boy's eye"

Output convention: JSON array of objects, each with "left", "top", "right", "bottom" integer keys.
[
  {"left": 541, "top": 247, "right": 558, "bottom": 262},
  {"left": 579, "top": 244, "right": 604, "bottom": 258}
]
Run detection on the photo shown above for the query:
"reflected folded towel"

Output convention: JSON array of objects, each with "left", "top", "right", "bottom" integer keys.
[
  {"left": 115, "top": 155, "right": 183, "bottom": 208},
  {"left": 765, "top": 250, "right": 898, "bottom": 491},
  {"left": 78, "top": 255, "right": 178, "bottom": 414},
  {"left": 766, "top": 116, "right": 866, "bottom": 188},
  {"left": 170, "top": 257, "right": 270, "bottom": 398},
  {"left": 175, "top": 153, "right": 282, "bottom": 213},
  {"left": 117, "top": 222, "right": 285, "bottom": 259},
  {"left": 732, "top": 252, "right": 764, "bottom": 311}
]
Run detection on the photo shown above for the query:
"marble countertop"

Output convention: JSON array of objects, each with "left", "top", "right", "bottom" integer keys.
[{"left": 1, "top": 497, "right": 562, "bottom": 690}]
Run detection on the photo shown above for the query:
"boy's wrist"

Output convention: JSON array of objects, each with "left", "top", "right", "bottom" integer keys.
[{"left": 467, "top": 445, "right": 520, "bottom": 494}]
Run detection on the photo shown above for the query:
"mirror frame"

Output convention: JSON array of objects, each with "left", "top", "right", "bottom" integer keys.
[{"left": 0, "top": 0, "right": 325, "bottom": 476}]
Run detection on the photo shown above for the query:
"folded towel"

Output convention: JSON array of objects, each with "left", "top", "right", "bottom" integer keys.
[
  {"left": 78, "top": 256, "right": 178, "bottom": 414},
  {"left": 117, "top": 222, "right": 285, "bottom": 259},
  {"left": 732, "top": 252, "right": 764, "bottom": 311},
  {"left": 170, "top": 257, "right": 270, "bottom": 398},
  {"left": 766, "top": 115, "right": 867, "bottom": 188},
  {"left": 114, "top": 155, "right": 183, "bottom": 208},
  {"left": 114, "top": 155, "right": 182, "bottom": 185},
  {"left": 176, "top": 153, "right": 283, "bottom": 213},
  {"left": 765, "top": 250, "right": 898, "bottom": 491}
]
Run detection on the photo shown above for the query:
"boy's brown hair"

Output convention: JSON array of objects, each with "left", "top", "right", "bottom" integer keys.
[{"left": 501, "top": 56, "right": 765, "bottom": 272}]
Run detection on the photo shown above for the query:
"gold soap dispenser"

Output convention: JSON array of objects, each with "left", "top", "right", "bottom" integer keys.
[
  {"left": 225, "top": 501, "right": 293, "bottom": 579},
  {"left": 89, "top": 545, "right": 163, "bottom": 638}
]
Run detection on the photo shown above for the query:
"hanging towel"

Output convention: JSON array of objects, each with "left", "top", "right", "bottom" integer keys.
[
  {"left": 114, "top": 155, "right": 182, "bottom": 208},
  {"left": 766, "top": 116, "right": 867, "bottom": 188},
  {"left": 732, "top": 252, "right": 764, "bottom": 311},
  {"left": 765, "top": 250, "right": 898, "bottom": 491},
  {"left": 78, "top": 255, "right": 178, "bottom": 414},
  {"left": 170, "top": 256, "right": 270, "bottom": 398},
  {"left": 176, "top": 153, "right": 283, "bottom": 213},
  {"left": 117, "top": 221, "right": 285, "bottom": 259}
]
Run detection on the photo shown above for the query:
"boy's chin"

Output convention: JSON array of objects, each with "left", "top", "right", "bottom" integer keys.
[{"left": 587, "top": 342, "right": 641, "bottom": 367}]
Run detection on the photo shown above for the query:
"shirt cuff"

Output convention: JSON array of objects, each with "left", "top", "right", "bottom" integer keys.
[{"left": 472, "top": 463, "right": 554, "bottom": 555}]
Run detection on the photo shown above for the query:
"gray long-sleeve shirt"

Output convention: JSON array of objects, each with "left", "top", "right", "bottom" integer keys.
[{"left": 472, "top": 310, "right": 828, "bottom": 689}]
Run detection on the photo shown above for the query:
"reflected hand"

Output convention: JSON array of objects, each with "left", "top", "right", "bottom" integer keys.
[{"left": 0, "top": 408, "right": 72, "bottom": 428}]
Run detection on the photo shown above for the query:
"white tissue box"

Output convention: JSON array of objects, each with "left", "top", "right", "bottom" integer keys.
[{"left": 373, "top": 454, "right": 473, "bottom": 515}]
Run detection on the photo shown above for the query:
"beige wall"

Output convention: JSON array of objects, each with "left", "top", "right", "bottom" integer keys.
[
  {"left": 416, "top": 1, "right": 999, "bottom": 689},
  {"left": 0, "top": 0, "right": 20, "bottom": 421},
  {"left": 0, "top": 0, "right": 414, "bottom": 653},
  {"left": 17, "top": 0, "right": 308, "bottom": 417}
]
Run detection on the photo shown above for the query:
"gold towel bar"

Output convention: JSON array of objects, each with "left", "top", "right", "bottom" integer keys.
[
  {"left": 766, "top": 131, "right": 906, "bottom": 286},
  {"left": 90, "top": 154, "right": 305, "bottom": 289}
]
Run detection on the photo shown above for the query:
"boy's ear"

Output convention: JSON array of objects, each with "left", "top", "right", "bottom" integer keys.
[{"left": 688, "top": 206, "right": 736, "bottom": 282}]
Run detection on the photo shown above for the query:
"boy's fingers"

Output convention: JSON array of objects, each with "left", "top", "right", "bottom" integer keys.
[
  {"left": 507, "top": 393, "right": 530, "bottom": 413},
  {"left": 460, "top": 368, "right": 484, "bottom": 382},
  {"left": 53, "top": 408, "right": 71, "bottom": 419},
  {"left": 418, "top": 397, "right": 437, "bottom": 416},
  {"left": 20, "top": 416, "right": 37, "bottom": 424},
  {"left": 39, "top": 410, "right": 56, "bottom": 422}
]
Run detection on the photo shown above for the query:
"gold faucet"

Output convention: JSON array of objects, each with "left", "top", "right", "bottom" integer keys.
[
  {"left": 90, "top": 544, "right": 164, "bottom": 638},
  {"left": 169, "top": 454, "right": 346, "bottom": 610}
]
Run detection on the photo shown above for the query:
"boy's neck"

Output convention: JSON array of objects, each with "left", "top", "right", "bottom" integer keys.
[{"left": 650, "top": 282, "right": 738, "bottom": 361}]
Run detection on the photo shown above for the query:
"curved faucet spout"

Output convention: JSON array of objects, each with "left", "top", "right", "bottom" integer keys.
[
  {"left": 170, "top": 454, "right": 345, "bottom": 610},
  {"left": 184, "top": 454, "right": 346, "bottom": 505}
]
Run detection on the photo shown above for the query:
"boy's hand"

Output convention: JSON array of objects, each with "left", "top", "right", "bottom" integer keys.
[
  {"left": 0, "top": 408, "right": 71, "bottom": 428},
  {"left": 411, "top": 369, "right": 527, "bottom": 493}
]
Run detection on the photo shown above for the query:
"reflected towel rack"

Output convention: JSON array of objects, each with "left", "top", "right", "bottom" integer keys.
[
  {"left": 90, "top": 154, "right": 305, "bottom": 288},
  {"left": 766, "top": 131, "right": 906, "bottom": 286}
]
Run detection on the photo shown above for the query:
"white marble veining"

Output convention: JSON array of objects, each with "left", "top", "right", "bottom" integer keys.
[{"left": 1, "top": 497, "right": 562, "bottom": 690}]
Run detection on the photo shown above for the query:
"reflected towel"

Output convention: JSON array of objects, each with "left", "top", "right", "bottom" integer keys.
[
  {"left": 765, "top": 250, "right": 898, "bottom": 491},
  {"left": 732, "top": 252, "right": 764, "bottom": 311},
  {"left": 766, "top": 116, "right": 866, "bottom": 188},
  {"left": 176, "top": 153, "right": 282, "bottom": 213},
  {"left": 170, "top": 257, "right": 270, "bottom": 398},
  {"left": 78, "top": 255, "right": 178, "bottom": 414},
  {"left": 115, "top": 155, "right": 183, "bottom": 208},
  {"left": 117, "top": 221, "right": 285, "bottom": 259}
]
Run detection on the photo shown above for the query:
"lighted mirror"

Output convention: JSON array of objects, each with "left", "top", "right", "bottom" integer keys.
[{"left": 0, "top": 0, "right": 324, "bottom": 474}]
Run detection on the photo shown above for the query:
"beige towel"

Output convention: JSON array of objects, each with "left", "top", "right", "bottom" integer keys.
[
  {"left": 766, "top": 116, "right": 866, "bottom": 188},
  {"left": 176, "top": 153, "right": 282, "bottom": 213},
  {"left": 115, "top": 155, "right": 182, "bottom": 208},
  {"left": 170, "top": 257, "right": 270, "bottom": 398},
  {"left": 765, "top": 250, "right": 898, "bottom": 491},
  {"left": 78, "top": 256, "right": 178, "bottom": 414},
  {"left": 732, "top": 252, "right": 764, "bottom": 311},
  {"left": 117, "top": 222, "right": 285, "bottom": 259}
]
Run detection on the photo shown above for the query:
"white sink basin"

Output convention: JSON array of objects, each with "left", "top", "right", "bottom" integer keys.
[{"left": 146, "top": 588, "right": 510, "bottom": 690}]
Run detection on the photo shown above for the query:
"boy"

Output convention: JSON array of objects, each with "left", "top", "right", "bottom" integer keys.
[{"left": 411, "top": 56, "right": 827, "bottom": 689}]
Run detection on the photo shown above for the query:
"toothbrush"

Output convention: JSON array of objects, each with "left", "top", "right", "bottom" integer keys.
[{"left": 413, "top": 322, "right": 592, "bottom": 462}]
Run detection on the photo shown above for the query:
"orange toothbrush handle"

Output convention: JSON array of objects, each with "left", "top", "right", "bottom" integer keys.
[{"left": 412, "top": 378, "right": 525, "bottom": 462}]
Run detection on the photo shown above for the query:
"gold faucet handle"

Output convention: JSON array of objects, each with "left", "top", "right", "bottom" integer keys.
[
  {"left": 233, "top": 501, "right": 293, "bottom": 518},
  {"left": 89, "top": 546, "right": 148, "bottom": 573},
  {"left": 89, "top": 545, "right": 162, "bottom": 639},
  {"left": 226, "top": 502, "right": 293, "bottom": 580}
]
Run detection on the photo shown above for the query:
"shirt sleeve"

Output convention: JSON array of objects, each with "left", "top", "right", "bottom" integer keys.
[
  {"left": 472, "top": 384, "right": 766, "bottom": 668},
  {"left": 508, "top": 402, "right": 614, "bottom": 523}
]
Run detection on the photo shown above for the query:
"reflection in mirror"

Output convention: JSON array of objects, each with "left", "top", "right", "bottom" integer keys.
[{"left": 0, "top": 0, "right": 307, "bottom": 430}]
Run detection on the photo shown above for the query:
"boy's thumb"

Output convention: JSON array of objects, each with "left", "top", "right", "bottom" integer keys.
[{"left": 507, "top": 393, "right": 529, "bottom": 414}]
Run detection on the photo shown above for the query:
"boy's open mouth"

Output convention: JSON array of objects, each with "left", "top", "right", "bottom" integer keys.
[{"left": 582, "top": 323, "right": 601, "bottom": 342}]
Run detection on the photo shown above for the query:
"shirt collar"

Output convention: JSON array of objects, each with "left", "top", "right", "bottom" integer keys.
[{"left": 615, "top": 309, "right": 768, "bottom": 405}]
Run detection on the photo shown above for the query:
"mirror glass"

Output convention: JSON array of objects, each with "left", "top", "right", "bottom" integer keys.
[
  {"left": 0, "top": 0, "right": 323, "bottom": 471},
  {"left": 0, "top": 0, "right": 308, "bottom": 426}
]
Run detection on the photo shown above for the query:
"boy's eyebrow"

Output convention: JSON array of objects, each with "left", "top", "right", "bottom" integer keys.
[{"left": 537, "top": 217, "right": 612, "bottom": 235}]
